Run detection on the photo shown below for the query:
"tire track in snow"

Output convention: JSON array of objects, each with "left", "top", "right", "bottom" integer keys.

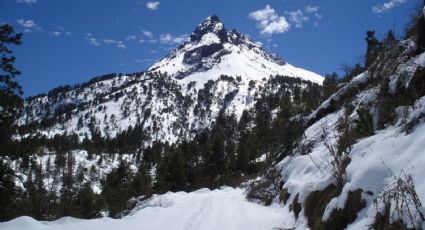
[{"left": 182, "top": 196, "right": 212, "bottom": 230}]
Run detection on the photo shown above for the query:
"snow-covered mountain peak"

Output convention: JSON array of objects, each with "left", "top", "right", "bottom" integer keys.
[
  {"left": 190, "top": 15, "right": 227, "bottom": 43},
  {"left": 148, "top": 15, "right": 323, "bottom": 85}
]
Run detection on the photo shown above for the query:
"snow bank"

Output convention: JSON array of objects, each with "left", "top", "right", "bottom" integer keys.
[{"left": 278, "top": 95, "right": 425, "bottom": 229}]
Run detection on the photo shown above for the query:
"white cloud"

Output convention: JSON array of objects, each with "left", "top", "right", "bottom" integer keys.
[
  {"left": 314, "top": 13, "right": 323, "bottom": 20},
  {"left": 249, "top": 5, "right": 290, "bottom": 36},
  {"left": 159, "top": 33, "right": 190, "bottom": 45},
  {"left": 16, "top": 19, "right": 36, "bottom": 28},
  {"left": 305, "top": 5, "right": 322, "bottom": 20},
  {"left": 249, "top": 5, "right": 323, "bottom": 35},
  {"left": 146, "top": 1, "right": 160, "bottom": 10},
  {"left": 372, "top": 0, "right": 406, "bottom": 14},
  {"left": 16, "top": 20, "right": 70, "bottom": 36},
  {"left": 305, "top": 5, "right": 319, "bottom": 13},
  {"left": 16, "top": 0, "right": 36, "bottom": 5},
  {"left": 16, "top": 18, "right": 41, "bottom": 32},
  {"left": 125, "top": 35, "right": 137, "bottom": 41},
  {"left": 102, "top": 39, "right": 126, "bottom": 49},
  {"left": 85, "top": 33, "right": 101, "bottom": 46},
  {"left": 85, "top": 34, "right": 126, "bottom": 49},
  {"left": 50, "top": 26, "right": 71, "bottom": 37},
  {"left": 261, "top": 17, "right": 290, "bottom": 35},
  {"left": 143, "top": 30, "right": 154, "bottom": 39},
  {"left": 286, "top": 10, "right": 309, "bottom": 28},
  {"left": 285, "top": 6, "right": 322, "bottom": 29},
  {"left": 304, "top": 5, "right": 323, "bottom": 21},
  {"left": 249, "top": 5, "right": 278, "bottom": 22}
]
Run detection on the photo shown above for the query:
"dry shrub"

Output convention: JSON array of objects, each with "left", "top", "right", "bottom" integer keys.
[
  {"left": 372, "top": 170, "right": 424, "bottom": 229},
  {"left": 246, "top": 168, "right": 280, "bottom": 205},
  {"left": 310, "top": 109, "right": 355, "bottom": 193}
]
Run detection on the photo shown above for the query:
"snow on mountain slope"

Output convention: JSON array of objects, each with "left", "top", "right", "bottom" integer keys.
[
  {"left": 0, "top": 187, "right": 289, "bottom": 230},
  {"left": 149, "top": 15, "right": 323, "bottom": 88},
  {"left": 261, "top": 39, "right": 425, "bottom": 229},
  {"left": 17, "top": 15, "right": 323, "bottom": 145}
]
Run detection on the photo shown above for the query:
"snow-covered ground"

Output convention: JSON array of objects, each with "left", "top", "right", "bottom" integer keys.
[{"left": 0, "top": 187, "right": 291, "bottom": 230}]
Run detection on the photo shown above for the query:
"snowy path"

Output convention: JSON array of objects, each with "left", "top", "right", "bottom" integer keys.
[{"left": 0, "top": 187, "right": 288, "bottom": 230}]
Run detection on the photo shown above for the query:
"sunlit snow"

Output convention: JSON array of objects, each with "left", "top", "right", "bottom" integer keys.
[{"left": 0, "top": 187, "right": 292, "bottom": 230}]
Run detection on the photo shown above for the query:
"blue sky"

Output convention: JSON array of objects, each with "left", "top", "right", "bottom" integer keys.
[{"left": 0, "top": 0, "right": 420, "bottom": 97}]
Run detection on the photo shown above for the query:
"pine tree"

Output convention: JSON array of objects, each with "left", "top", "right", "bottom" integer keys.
[
  {"left": 101, "top": 160, "right": 132, "bottom": 217},
  {"left": 181, "top": 140, "right": 199, "bottom": 190},
  {"left": 0, "top": 24, "right": 23, "bottom": 154},
  {"left": 0, "top": 161, "right": 22, "bottom": 221},
  {"left": 236, "top": 110, "right": 253, "bottom": 173},
  {"left": 58, "top": 153, "right": 76, "bottom": 217},
  {"left": 75, "top": 182, "right": 99, "bottom": 218},
  {"left": 130, "top": 162, "right": 152, "bottom": 196},
  {"left": 321, "top": 72, "right": 339, "bottom": 101},
  {"left": 254, "top": 100, "right": 272, "bottom": 155},
  {"left": 223, "top": 113, "right": 238, "bottom": 176},
  {"left": 365, "top": 30, "right": 381, "bottom": 68},
  {"left": 382, "top": 30, "right": 398, "bottom": 49},
  {"left": 166, "top": 149, "right": 188, "bottom": 191},
  {"left": 417, "top": 3, "right": 425, "bottom": 54},
  {"left": 271, "top": 97, "right": 293, "bottom": 147},
  {"left": 209, "top": 126, "right": 226, "bottom": 188},
  {"left": 24, "top": 164, "right": 48, "bottom": 220}
]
